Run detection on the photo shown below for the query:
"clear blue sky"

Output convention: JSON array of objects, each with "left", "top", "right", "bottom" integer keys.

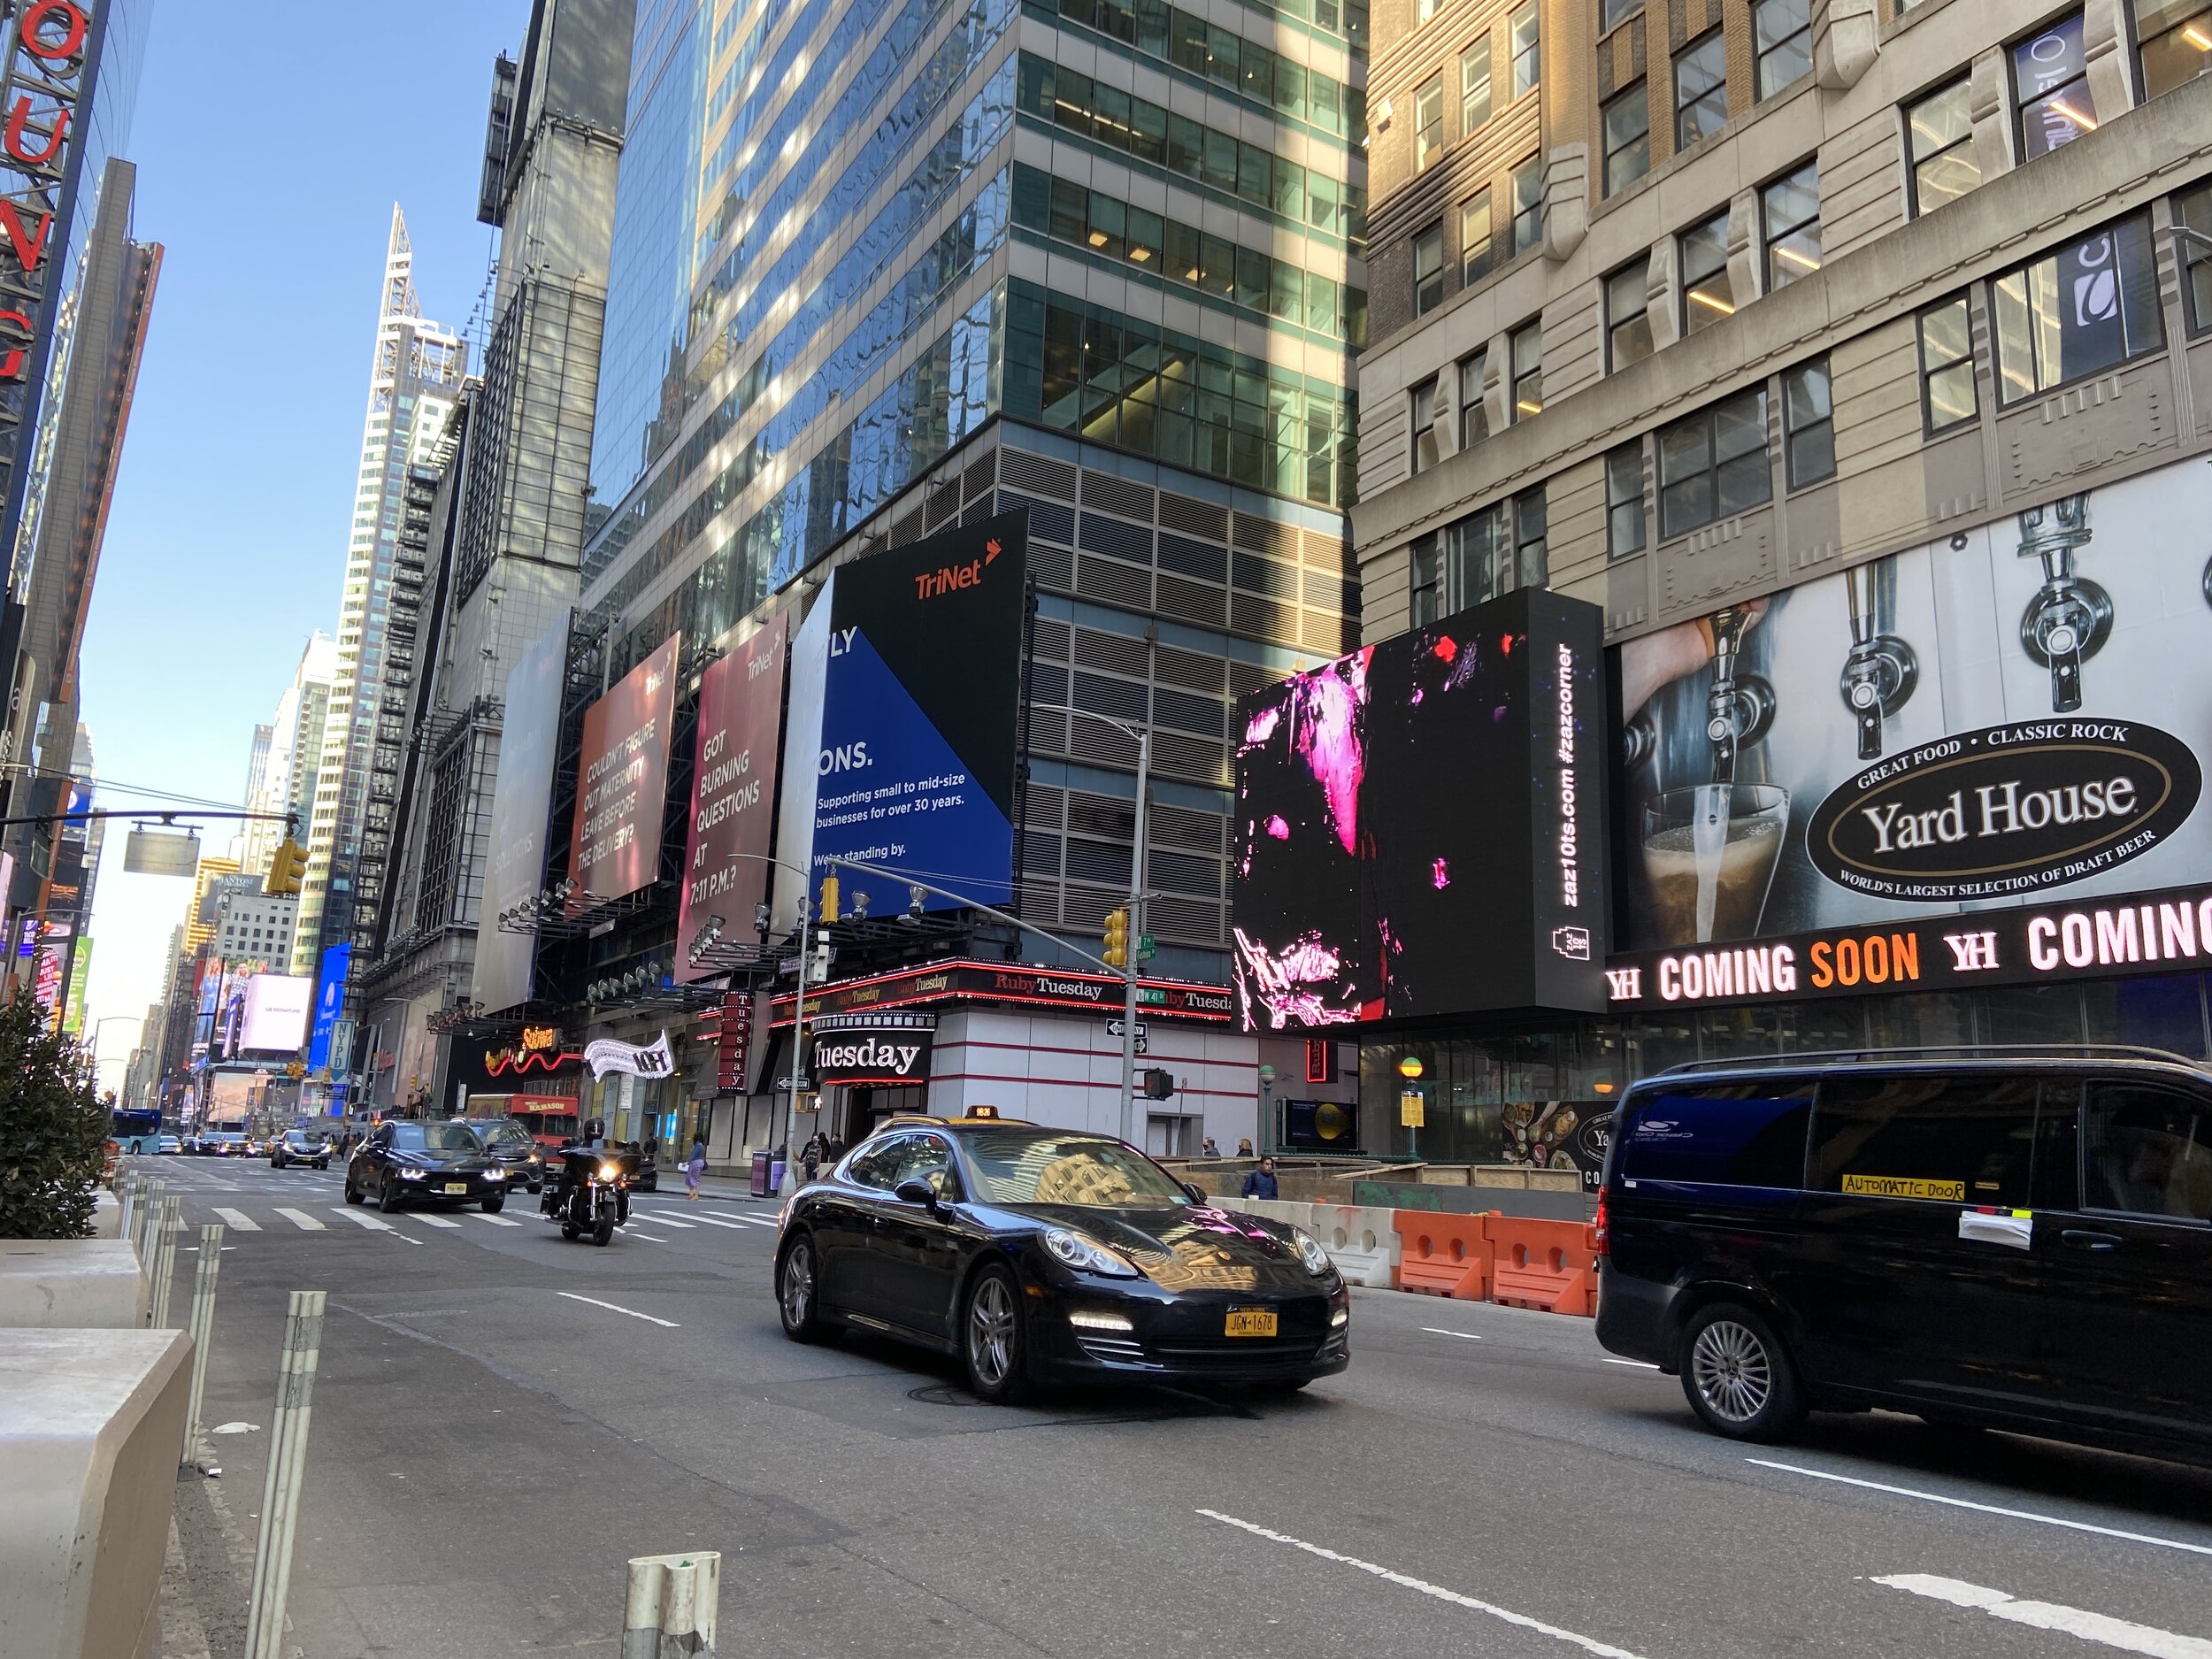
[{"left": 81, "top": 0, "right": 525, "bottom": 1085}]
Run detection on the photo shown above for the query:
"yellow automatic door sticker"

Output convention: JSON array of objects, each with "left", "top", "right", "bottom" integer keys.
[{"left": 1841, "top": 1174, "right": 1966, "bottom": 1201}]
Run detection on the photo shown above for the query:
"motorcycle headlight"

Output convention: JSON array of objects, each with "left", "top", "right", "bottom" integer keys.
[
  {"left": 598, "top": 1163, "right": 621, "bottom": 1182},
  {"left": 1290, "top": 1226, "right": 1333, "bottom": 1277},
  {"left": 398, "top": 1168, "right": 426, "bottom": 1181},
  {"left": 1042, "top": 1227, "right": 1139, "bottom": 1279}
]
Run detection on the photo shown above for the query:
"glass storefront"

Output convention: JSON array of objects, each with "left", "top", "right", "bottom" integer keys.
[{"left": 1358, "top": 969, "right": 2212, "bottom": 1165}]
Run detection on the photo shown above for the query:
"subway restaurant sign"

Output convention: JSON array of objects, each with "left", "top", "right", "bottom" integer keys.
[{"left": 1604, "top": 876, "right": 2212, "bottom": 1010}]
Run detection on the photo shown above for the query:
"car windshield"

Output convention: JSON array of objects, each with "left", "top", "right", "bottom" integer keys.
[
  {"left": 958, "top": 1131, "right": 1189, "bottom": 1207},
  {"left": 392, "top": 1124, "right": 481, "bottom": 1154},
  {"left": 472, "top": 1122, "right": 530, "bottom": 1146}
]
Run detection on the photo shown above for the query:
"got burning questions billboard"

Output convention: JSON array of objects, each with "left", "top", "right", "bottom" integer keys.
[
  {"left": 1233, "top": 587, "right": 1609, "bottom": 1028},
  {"left": 676, "top": 613, "right": 788, "bottom": 982},
  {"left": 803, "top": 510, "right": 1028, "bottom": 917}
]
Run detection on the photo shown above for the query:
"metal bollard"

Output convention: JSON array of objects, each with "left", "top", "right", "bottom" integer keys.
[
  {"left": 116, "top": 1172, "right": 138, "bottom": 1240},
  {"left": 180, "top": 1222, "right": 225, "bottom": 1465},
  {"left": 622, "top": 1552, "right": 720, "bottom": 1658},
  {"left": 243, "top": 1290, "right": 326, "bottom": 1659},
  {"left": 148, "top": 1197, "right": 182, "bottom": 1327}
]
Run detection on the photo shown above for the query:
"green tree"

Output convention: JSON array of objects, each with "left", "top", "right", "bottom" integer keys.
[{"left": 0, "top": 992, "right": 107, "bottom": 1238}]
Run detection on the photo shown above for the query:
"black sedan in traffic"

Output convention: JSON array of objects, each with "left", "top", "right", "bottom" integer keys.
[
  {"left": 774, "top": 1111, "right": 1348, "bottom": 1402},
  {"left": 344, "top": 1120, "right": 511, "bottom": 1212}
]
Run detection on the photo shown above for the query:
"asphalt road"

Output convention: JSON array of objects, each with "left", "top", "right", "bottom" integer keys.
[{"left": 135, "top": 1154, "right": 2212, "bottom": 1659}]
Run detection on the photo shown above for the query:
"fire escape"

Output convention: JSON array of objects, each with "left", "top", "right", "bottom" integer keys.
[{"left": 349, "top": 463, "right": 437, "bottom": 957}]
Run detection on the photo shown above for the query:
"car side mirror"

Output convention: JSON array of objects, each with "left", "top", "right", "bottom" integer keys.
[
  {"left": 1183, "top": 1181, "right": 1210, "bottom": 1205},
  {"left": 894, "top": 1177, "right": 939, "bottom": 1210}
]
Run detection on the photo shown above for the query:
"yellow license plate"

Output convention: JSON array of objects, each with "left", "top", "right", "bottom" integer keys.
[
  {"left": 1225, "top": 1309, "right": 1278, "bottom": 1338},
  {"left": 444, "top": 1182, "right": 468, "bottom": 1194}
]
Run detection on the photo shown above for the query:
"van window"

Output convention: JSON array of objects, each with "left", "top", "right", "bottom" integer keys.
[
  {"left": 2085, "top": 1082, "right": 2212, "bottom": 1222},
  {"left": 1811, "top": 1073, "right": 2039, "bottom": 1205},
  {"left": 1619, "top": 1080, "right": 1815, "bottom": 1187}
]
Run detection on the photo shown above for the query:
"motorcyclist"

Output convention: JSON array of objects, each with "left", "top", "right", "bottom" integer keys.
[{"left": 549, "top": 1117, "right": 612, "bottom": 1215}]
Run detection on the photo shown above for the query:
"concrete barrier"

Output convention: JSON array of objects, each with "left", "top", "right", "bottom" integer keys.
[
  {"left": 1222, "top": 1198, "right": 1315, "bottom": 1231},
  {"left": 0, "top": 1328, "right": 191, "bottom": 1659},
  {"left": 1306, "top": 1202, "right": 1401, "bottom": 1288},
  {"left": 0, "top": 1240, "right": 150, "bottom": 1329},
  {"left": 91, "top": 1191, "right": 121, "bottom": 1239}
]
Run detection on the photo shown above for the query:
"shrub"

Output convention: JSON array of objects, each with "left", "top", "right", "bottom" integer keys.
[{"left": 0, "top": 992, "right": 107, "bottom": 1239}]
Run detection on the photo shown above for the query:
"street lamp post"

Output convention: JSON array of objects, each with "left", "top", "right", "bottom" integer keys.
[{"left": 1060, "top": 710, "right": 1151, "bottom": 1147}]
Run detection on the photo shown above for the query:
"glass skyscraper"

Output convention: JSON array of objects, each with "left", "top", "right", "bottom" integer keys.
[{"left": 581, "top": 0, "right": 1366, "bottom": 980}]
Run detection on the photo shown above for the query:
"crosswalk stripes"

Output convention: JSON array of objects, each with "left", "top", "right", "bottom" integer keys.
[
  {"left": 212, "top": 1207, "right": 261, "bottom": 1232},
  {"left": 273, "top": 1208, "right": 326, "bottom": 1232},
  {"left": 411, "top": 1214, "right": 463, "bottom": 1229},
  {"left": 471, "top": 1212, "right": 522, "bottom": 1227},
  {"left": 333, "top": 1209, "right": 394, "bottom": 1231},
  {"left": 671, "top": 1213, "right": 751, "bottom": 1231},
  {"left": 642, "top": 1214, "right": 696, "bottom": 1228}
]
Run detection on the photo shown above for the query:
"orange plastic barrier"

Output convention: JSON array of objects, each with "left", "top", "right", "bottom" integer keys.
[
  {"left": 1485, "top": 1216, "right": 1598, "bottom": 1316},
  {"left": 1392, "top": 1210, "right": 1496, "bottom": 1300}
]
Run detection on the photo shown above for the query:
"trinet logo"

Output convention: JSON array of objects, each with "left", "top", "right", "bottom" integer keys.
[{"left": 913, "top": 537, "right": 1002, "bottom": 599}]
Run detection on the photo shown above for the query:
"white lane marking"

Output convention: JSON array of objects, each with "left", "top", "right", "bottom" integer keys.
[
  {"left": 556, "top": 1291, "right": 678, "bottom": 1328},
  {"left": 1602, "top": 1357, "right": 1660, "bottom": 1370},
  {"left": 331, "top": 1209, "right": 421, "bottom": 1243},
  {"left": 1875, "top": 1574, "right": 2212, "bottom": 1659},
  {"left": 1421, "top": 1327, "right": 1483, "bottom": 1340},
  {"left": 1748, "top": 1462, "right": 2212, "bottom": 1559},
  {"left": 641, "top": 1214, "right": 696, "bottom": 1228},
  {"left": 672, "top": 1213, "right": 752, "bottom": 1231},
  {"left": 411, "top": 1213, "right": 463, "bottom": 1230},
  {"left": 273, "top": 1209, "right": 326, "bottom": 1232},
  {"left": 1197, "top": 1509, "right": 1647, "bottom": 1659},
  {"left": 470, "top": 1211, "right": 522, "bottom": 1227},
  {"left": 733, "top": 1214, "right": 780, "bottom": 1228},
  {"left": 211, "top": 1208, "right": 260, "bottom": 1232}
]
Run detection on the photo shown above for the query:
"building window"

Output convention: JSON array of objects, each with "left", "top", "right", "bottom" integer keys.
[
  {"left": 1414, "top": 222, "right": 1446, "bottom": 314},
  {"left": 1418, "top": 0, "right": 1440, "bottom": 21},
  {"left": 1411, "top": 376, "right": 1444, "bottom": 472},
  {"left": 1460, "top": 189, "right": 1494, "bottom": 285},
  {"left": 1907, "top": 79, "right": 1980, "bottom": 215},
  {"left": 2013, "top": 12, "right": 2097, "bottom": 161},
  {"left": 1510, "top": 0, "right": 1540, "bottom": 94},
  {"left": 1416, "top": 74, "right": 1446, "bottom": 168},
  {"left": 1514, "top": 486, "right": 1548, "bottom": 589},
  {"left": 1675, "top": 32, "right": 1727, "bottom": 148},
  {"left": 2176, "top": 180, "right": 2212, "bottom": 333},
  {"left": 1607, "top": 444, "right": 1646, "bottom": 558},
  {"left": 1991, "top": 215, "right": 2162, "bottom": 402},
  {"left": 1601, "top": 0, "right": 1642, "bottom": 30},
  {"left": 1762, "top": 162, "right": 1821, "bottom": 291},
  {"left": 1459, "top": 349, "right": 1490, "bottom": 446},
  {"left": 2140, "top": 1, "right": 2212, "bottom": 99},
  {"left": 1680, "top": 211, "right": 1734, "bottom": 333},
  {"left": 1509, "top": 321, "right": 1542, "bottom": 420},
  {"left": 1461, "top": 36, "right": 1493, "bottom": 133},
  {"left": 1410, "top": 533, "right": 1442, "bottom": 625},
  {"left": 1917, "top": 295, "right": 1978, "bottom": 431},
  {"left": 1658, "top": 388, "right": 1770, "bottom": 537},
  {"left": 1447, "top": 502, "right": 1509, "bottom": 606},
  {"left": 1754, "top": 0, "right": 1813, "bottom": 96},
  {"left": 1607, "top": 258, "right": 1653, "bottom": 369},
  {"left": 1602, "top": 84, "right": 1650, "bottom": 196},
  {"left": 1783, "top": 358, "right": 1834, "bottom": 488},
  {"left": 1509, "top": 152, "right": 1543, "bottom": 253}
]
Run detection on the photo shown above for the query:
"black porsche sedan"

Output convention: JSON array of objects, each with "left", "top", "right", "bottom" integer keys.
[
  {"left": 344, "top": 1119, "right": 510, "bottom": 1213},
  {"left": 773, "top": 1110, "right": 1349, "bottom": 1402}
]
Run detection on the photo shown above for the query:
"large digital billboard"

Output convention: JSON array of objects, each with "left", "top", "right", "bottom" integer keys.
[
  {"left": 677, "top": 612, "right": 788, "bottom": 981},
  {"left": 308, "top": 942, "right": 349, "bottom": 1071},
  {"left": 808, "top": 510, "right": 1028, "bottom": 917},
  {"left": 474, "top": 620, "right": 567, "bottom": 1010},
  {"left": 240, "top": 974, "right": 313, "bottom": 1053},
  {"left": 1606, "top": 462, "right": 2212, "bottom": 1008},
  {"left": 570, "top": 633, "right": 681, "bottom": 902},
  {"left": 1233, "top": 587, "right": 1609, "bottom": 1028}
]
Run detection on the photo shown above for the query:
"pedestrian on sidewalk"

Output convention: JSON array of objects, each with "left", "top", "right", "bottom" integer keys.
[
  {"left": 1240, "top": 1157, "right": 1279, "bottom": 1200},
  {"left": 801, "top": 1130, "right": 828, "bottom": 1184},
  {"left": 1201, "top": 1136, "right": 1220, "bottom": 1157},
  {"left": 1235, "top": 1137, "right": 1255, "bottom": 1157},
  {"left": 825, "top": 1132, "right": 846, "bottom": 1167},
  {"left": 684, "top": 1135, "right": 708, "bottom": 1201}
]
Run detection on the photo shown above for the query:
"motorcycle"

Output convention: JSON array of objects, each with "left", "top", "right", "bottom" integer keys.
[{"left": 540, "top": 1147, "right": 633, "bottom": 1245}]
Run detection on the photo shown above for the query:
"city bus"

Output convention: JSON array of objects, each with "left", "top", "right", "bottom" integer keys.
[{"left": 110, "top": 1106, "right": 163, "bottom": 1156}]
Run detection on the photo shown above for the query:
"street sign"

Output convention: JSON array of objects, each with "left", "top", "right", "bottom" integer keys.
[
  {"left": 773, "top": 1075, "right": 815, "bottom": 1092},
  {"left": 1105, "top": 1019, "right": 1148, "bottom": 1038},
  {"left": 1136, "top": 934, "right": 1156, "bottom": 959},
  {"left": 1136, "top": 987, "right": 1166, "bottom": 1006}
]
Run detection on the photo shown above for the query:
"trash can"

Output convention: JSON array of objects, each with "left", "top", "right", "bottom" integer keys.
[
  {"left": 749, "top": 1151, "right": 772, "bottom": 1197},
  {"left": 770, "top": 1158, "right": 787, "bottom": 1194}
]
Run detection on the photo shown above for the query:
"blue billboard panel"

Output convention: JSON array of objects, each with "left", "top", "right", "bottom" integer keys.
[{"left": 308, "top": 943, "right": 349, "bottom": 1072}]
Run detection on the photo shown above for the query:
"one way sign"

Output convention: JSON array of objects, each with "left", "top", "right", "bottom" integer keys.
[{"left": 1106, "top": 1018, "right": 1148, "bottom": 1054}]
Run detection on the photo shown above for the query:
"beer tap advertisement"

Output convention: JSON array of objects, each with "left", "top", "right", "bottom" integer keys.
[{"left": 1609, "top": 463, "right": 2212, "bottom": 1004}]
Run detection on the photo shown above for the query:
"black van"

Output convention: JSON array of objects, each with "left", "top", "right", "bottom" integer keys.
[{"left": 1594, "top": 1047, "right": 2212, "bottom": 1458}]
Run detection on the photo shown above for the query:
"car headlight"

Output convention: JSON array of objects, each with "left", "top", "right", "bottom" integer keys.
[
  {"left": 485, "top": 1169, "right": 504, "bottom": 1180},
  {"left": 398, "top": 1168, "right": 426, "bottom": 1181},
  {"left": 526, "top": 1153, "right": 541, "bottom": 1164},
  {"left": 1043, "top": 1227, "right": 1139, "bottom": 1278},
  {"left": 1290, "top": 1226, "right": 1333, "bottom": 1277}
]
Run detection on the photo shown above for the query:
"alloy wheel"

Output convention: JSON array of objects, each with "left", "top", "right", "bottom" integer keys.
[
  {"left": 1690, "top": 1318, "right": 1773, "bottom": 1425},
  {"left": 781, "top": 1241, "right": 814, "bottom": 1327},
  {"left": 968, "top": 1275, "right": 1017, "bottom": 1389}
]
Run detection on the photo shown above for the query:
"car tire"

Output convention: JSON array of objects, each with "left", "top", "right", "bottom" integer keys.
[
  {"left": 961, "top": 1263, "right": 1033, "bottom": 1406},
  {"left": 378, "top": 1176, "right": 403, "bottom": 1214},
  {"left": 1679, "top": 1302, "right": 1804, "bottom": 1442},
  {"left": 778, "top": 1234, "right": 835, "bottom": 1344},
  {"left": 343, "top": 1175, "right": 364, "bottom": 1205},
  {"left": 482, "top": 1196, "right": 504, "bottom": 1214},
  {"left": 592, "top": 1211, "right": 615, "bottom": 1246}
]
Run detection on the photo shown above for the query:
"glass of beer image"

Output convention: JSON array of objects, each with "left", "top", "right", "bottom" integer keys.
[{"left": 1641, "top": 784, "right": 1790, "bottom": 945}]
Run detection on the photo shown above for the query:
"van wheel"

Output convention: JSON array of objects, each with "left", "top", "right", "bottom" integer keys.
[{"left": 1680, "top": 1303, "right": 1803, "bottom": 1442}]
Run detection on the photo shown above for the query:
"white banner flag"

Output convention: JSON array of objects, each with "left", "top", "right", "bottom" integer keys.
[{"left": 583, "top": 1032, "right": 675, "bottom": 1080}]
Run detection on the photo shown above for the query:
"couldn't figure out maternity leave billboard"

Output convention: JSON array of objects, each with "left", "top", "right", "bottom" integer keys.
[
  {"left": 810, "top": 510, "right": 1027, "bottom": 916},
  {"left": 570, "top": 634, "right": 681, "bottom": 902},
  {"left": 1612, "top": 463, "right": 2211, "bottom": 964}
]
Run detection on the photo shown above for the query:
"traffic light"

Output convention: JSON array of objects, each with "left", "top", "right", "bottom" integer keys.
[
  {"left": 1141, "top": 1067, "right": 1176, "bottom": 1100},
  {"left": 264, "top": 837, "right": 308, "bottom": 897},
  {"left": 1102, "top": 907, "right": 1128, "bottom": 969},
  {"left": 818, "top": 872, "right": 840, "bottom": 925}
]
